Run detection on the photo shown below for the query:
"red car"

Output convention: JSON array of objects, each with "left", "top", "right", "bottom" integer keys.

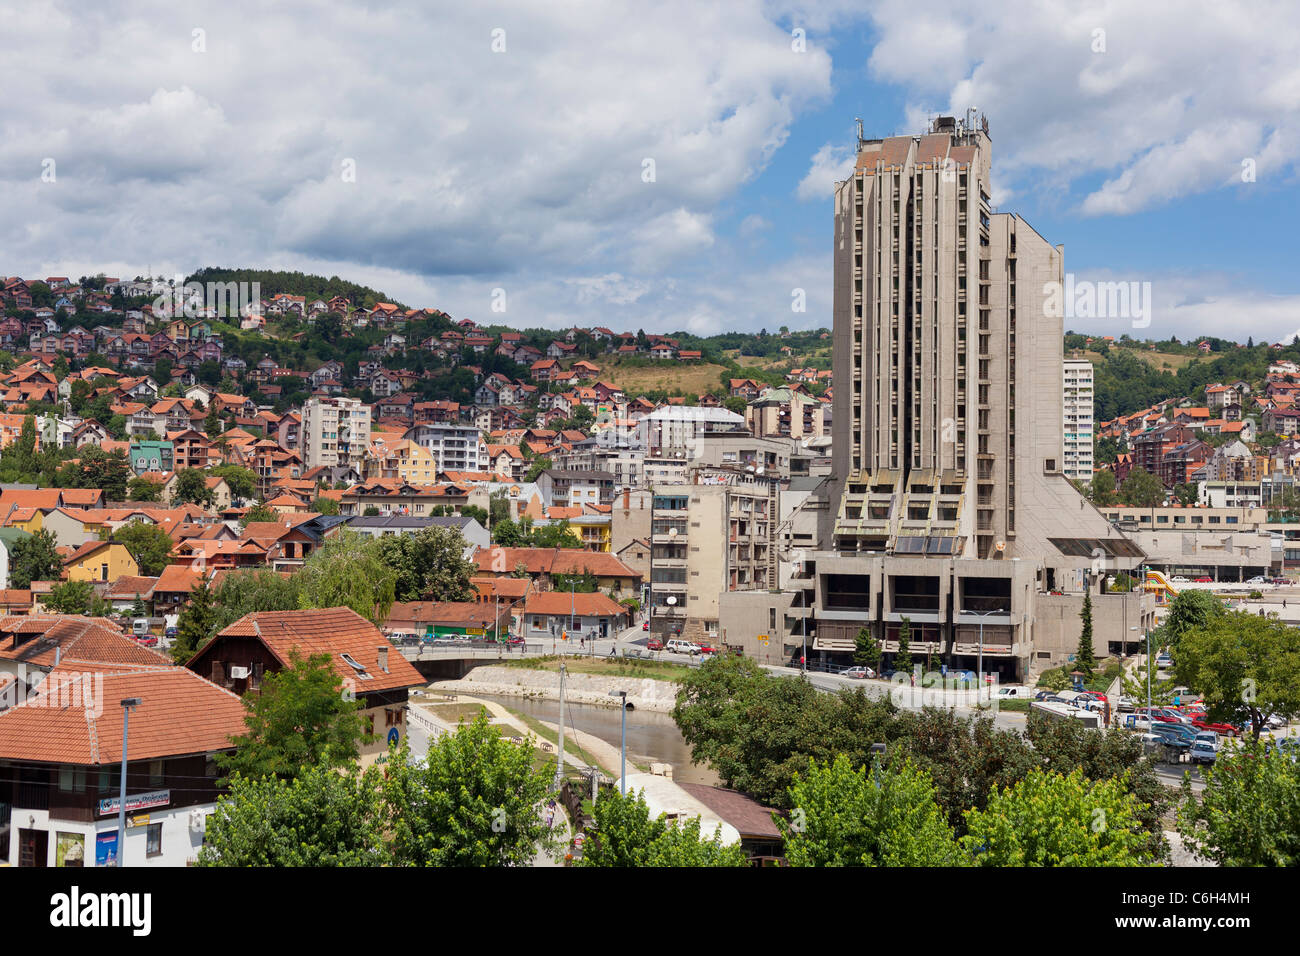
[
  {"left": 1194, "top": 576, "right": 1213, "bottom": 583},
  {"left": 697, "top": 643, "right": 716, "bottom": 655},
  {"left": 1192, "top": 719, "right": 1237, "bottom": 737},
  {"left": 646, "top": 637, "right": 663, "bottom": 651},
  {"left": 134, "top": 635, "right": 158, "bottom": 647}
]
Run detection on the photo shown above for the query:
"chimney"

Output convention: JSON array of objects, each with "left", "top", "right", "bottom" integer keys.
[{"left": 377, "top": 645, "right": 389, "bottom": 673}]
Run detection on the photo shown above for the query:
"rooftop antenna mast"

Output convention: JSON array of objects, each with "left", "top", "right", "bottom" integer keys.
[{"left": 855, "top": 117, "right": 864, "bottom": 147}]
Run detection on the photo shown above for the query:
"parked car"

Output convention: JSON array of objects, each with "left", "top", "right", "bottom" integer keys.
[
  {"left": 1170, "top": 576, "right": 1190, "bottom": 583},
  {"left": 1193, "top": 576, "right": 1213, "bottom": 583},
  {"left": 1246, "top": 575, "right": 1268, "bottom": 585},
  {"left": 1155, "top": 653, "right": 1173, "bottom": 669},
  {"left": 995, "top": 685, "right": 1031, "bottom": 699},
  {"left": 134, "top": 635, "right": 158, "bottom": 648},
  {"left": 645, "top": 637, "right": 663, "bottom": 651},
  {"left": 841, "top": 665, "right": 875, "bottom": 679},
  {"left": 665, "top": 639, "right": 701, "bottom": 655},
  {"left": 1034, "top": 690, "right": 1059, "bottom": 702},
  {"left": 696, "top": 643, "right": 717, "bottom": 655},
  {"left": 1190, "top": 719, "right": 1236, "bottom": 737},
  {"left": 1189, "top": 738, "right": 1218, "bottom": 765},
  {"left": 507, "top": 636, "right": 524, "bottom": 646},
  {"left": 1117, "top": 695, "right": 1136, "bottom": 712}
]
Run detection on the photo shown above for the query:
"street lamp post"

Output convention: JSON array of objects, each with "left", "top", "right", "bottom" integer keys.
[
  {"left": 968, "top": 608, "right": 1002, "bottom": 694},
  {"left": 116, "top": 697, "right": 142, "bottom": 867},
  {"left": 609, "top": 690, "right": 628, "bottom": 795},
  {"left": 1130, "top": 624, "right": 1151, "bottom": 723}
]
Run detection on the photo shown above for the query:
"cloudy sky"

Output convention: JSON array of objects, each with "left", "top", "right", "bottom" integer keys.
[{"left": 3, "top": 0, "right": 1299, "bottom": 341}]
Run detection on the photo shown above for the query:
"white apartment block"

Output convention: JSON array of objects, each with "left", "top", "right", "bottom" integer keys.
[
  {"left": 1062, "top": 359, "right": 1094, "bottom": 481},
  {"left": 400, "top": 423, "right": 486, "bottom": 474},
  {"left": 301, "top": 396, "right": 372, "bottom": 470}
]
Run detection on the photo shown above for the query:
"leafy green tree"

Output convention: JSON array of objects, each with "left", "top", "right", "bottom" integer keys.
[
  {"left": 205, "top": 404, "right": 222, "bottom": 438},
  {"left": 216, "top": 650, "right": 371, "bottom": 782},
  {"left": 113, "top": 520, "right": 175, "bottom": 576},
  {"left": 1172, "top": 482, "right": 1198, "bottom": 505},
  {"left": 580, "top": 787, "right": 749, "bottom": 867},
  {"left": 172, "top": 467, "right": 214, "bottom": 507},
  {"left": 779, "top": 754, "right": 966, "bottom": 866},
  {"left": 296, "top": 530, "right": 398, "bottom": 623},
  {"left": 853, "top": 627, "right": 881, "bottom": 669},
  {"left": 362, "top": 504, "right": 380, "bottom": 517},
  {"left": 239, "top": 502, "right": 278, "bottom": 525},
  {"left": 961, "top": 769, "right": 1157, "bottom": 866},
  {"left": 1176, "top": 739, "right": 1300, "bottom": 866},
  {"left": 131, "top": 594, "right": 148, "bottom": 618},
  {"left": 310, "top": 495, "right": 340, "bottom": 515},
  {"left": 1088, "top": 469, "right": 1117, "bottom": 506},
  {"left": 198, "top": 763, "right": 386, "bottom": 866},
  {"left": 1174, "top": 611, "right": 1300, "bottom": 739},
  {"left": 57, "top": 446, "right": 131, "bottom": 500},
  {"left": 210, "top": 568, "right": 301, "bottom": 636},
  {"left": 127, "top": 475, "right": 163, "bottom": 501},
  {"left": 208, "top": 464, "right": 257, "bottom": 501},
  {"left": 1076, "top": 591, "right": 1096, "bottom": 676},
  {"left": 1161, "top": 588, "right": 1224, "bottom": 650},
  {"left": 45, "top": 580, "right": 109, "bottom": 616},
  {"left": 7, "top": 528, "right": 62, "bottom": 588},
  {"left": 172, "top": 577, "right": 217, "bottom": 662},
  {"left": 1026, "top": 712, "right": 1169, "bottom": 859},
  {"left": 894, "top": 617, "right": 913, "bottom": 674},
  {"left": 372, "top": 525, "right": 476, "bottom": 603},
  {"left": 531, "top": 520, "right": 582, "bottom": 549},
  {"left": 492, "top": 516, "right": 528, "bottom": 546},
  {"left": 524, "top": 456, "right": 552, "bottom": 482},
  {"left": 381, "top": 715, "right": 559, "bottom": 866},
  {"left": 1119, "top": 467, "right": 1164, "bottom": 508}
]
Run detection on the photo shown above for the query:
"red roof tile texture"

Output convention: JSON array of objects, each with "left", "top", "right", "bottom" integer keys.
[{"left": 0, "top": 664, "right": 245, "bottom": 765}]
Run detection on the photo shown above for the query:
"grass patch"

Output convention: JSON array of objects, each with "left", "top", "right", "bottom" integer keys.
[
  {"left": 1036, "top": 659, "right": 1123, "bottom": 693},
  {"left": 502, "top": 654, "right": 693, "bottom": 683},
  {"left": 603, "top": 357, "right": 730, "bottom": 397},
  {"left": 514, "top": 712, "right": 608, "bottom": 773},
  {"left": 997, "top": 699, "right": 1033, "bottom": 713},
  {"left": 425, "top": 702, "right": 494, "bottom": 725}
]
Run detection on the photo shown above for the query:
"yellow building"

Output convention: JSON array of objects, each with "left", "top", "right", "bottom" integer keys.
[
  {"left": 363, "top": 439, "right": 439, "bottom": 485},
  {"left": 63, "top": 540, "right": 140, "bottom": 584}
]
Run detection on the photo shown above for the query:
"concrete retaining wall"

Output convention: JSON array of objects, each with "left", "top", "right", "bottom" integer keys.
[{"left": 430, "top": 664, "right": 679, "bottom": 713}]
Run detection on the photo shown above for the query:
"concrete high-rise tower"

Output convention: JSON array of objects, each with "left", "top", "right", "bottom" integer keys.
[{"left": 799, "top": 114, "right": 1145, "bottom": 682}]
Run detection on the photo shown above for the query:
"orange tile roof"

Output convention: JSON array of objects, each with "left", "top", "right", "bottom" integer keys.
[
  {"left": 523, "top": 591, "right": 629, "bottom": 618},
  {"left": 203, "top": 607, "right": 424, "bottom": 693},
  {"left": 0, "top": 616, "right": 169, "bottom": 668},
  {"left": 154, "top": 564, "right": 203, "bottom": 595},
  {"left": 0, "top": 664, "right": 245, "bottom": 765}
]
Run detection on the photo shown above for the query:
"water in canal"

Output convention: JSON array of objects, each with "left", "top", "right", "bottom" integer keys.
[{"left": 467, "top": 692, "right": 720, "bottom": 786}]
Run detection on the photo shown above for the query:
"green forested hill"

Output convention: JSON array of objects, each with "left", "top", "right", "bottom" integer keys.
[{"left": 184, "top": 267, "right": 406, "bottom": 310}]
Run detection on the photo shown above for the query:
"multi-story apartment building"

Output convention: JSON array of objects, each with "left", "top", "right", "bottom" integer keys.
[
  {"left": 362, "top": 438, "right": 439, "bottom": 485},
  {"left": 1062, "top": 358, "right": 1094, "bottom": 481},
  {"left": 637, "top": 406, "right": 744, "bottom": 458},
  {"left": 400, "top": 422, "right": 485, "bottom": 474},
  {"left": 792, "top": 113, "right": 1147, "bottom": 681},
  {"left": 300, "top": 396, "right": 371, "bottom": 470},
  {"left": 648, "top": 474, "right": 776, "bottom": 642},
  {"left": 746, "top": 387, "right": 825, "bottom": 442}
]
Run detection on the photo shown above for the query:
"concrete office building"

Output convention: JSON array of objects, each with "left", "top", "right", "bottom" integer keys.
[
  {"left": 1063, "top": 359, "right": 1095, "bottom": 481},
  {"left": 300, "top": 396, "right": 371, "bottom": 470},
  {"left": 791, "top": 113, "right": 1147, "bottom": 681}
]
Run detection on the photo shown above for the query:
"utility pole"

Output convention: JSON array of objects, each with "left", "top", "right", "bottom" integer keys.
[
  {"left": 610, "top": 690, "right": 628, "bottom": 795},
  {"left": 554, "top": 662, "right": 566, "bottom": 791}
]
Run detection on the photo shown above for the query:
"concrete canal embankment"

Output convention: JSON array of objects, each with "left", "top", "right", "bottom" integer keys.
[{"left": 429, "top": 664, "right": 679, "bottom": 713}]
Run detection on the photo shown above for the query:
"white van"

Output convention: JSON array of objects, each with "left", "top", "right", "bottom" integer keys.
[{"left": 995, "top": 685, "right": 1031, "bottom": 699}]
